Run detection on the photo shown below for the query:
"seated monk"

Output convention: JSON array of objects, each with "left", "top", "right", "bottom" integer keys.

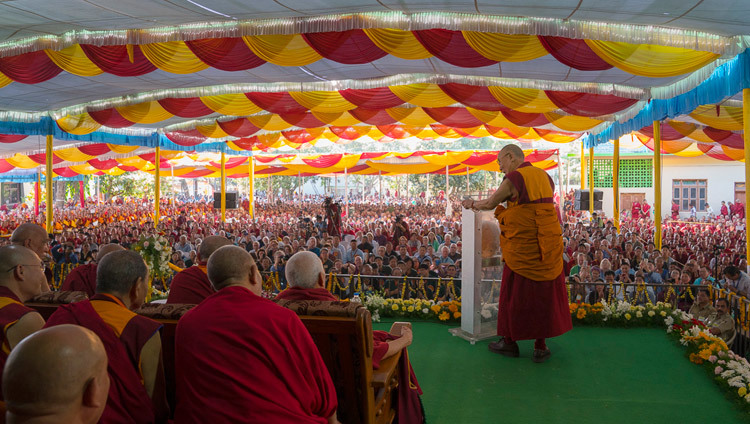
[
  {"left": 44, "top": 250, "right": 169, "bottom": 423},
  {"left": 3, "top": 324, "right": 109, "bottom": 424},
  {"left": 277, "top": 251, "right": 424, "bottom": 423},
  {"left": 0, "top": 246, "right": 47, "bottom": 398},
  {"left": 175, "top": 246, "right": 340, "bottom": 424},
  {"left": 166, "top": 235, "right": 231, "bottom": 304},
  {"left": 10, "top": 223, "right": 51, "bottom": 293},
  {"left": 60, "top": 244, "right": 124, "bottom": 297}
]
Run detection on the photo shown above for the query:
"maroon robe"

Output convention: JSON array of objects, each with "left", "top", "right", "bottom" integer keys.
[
  {"left": 0, "top": 286, "right": 36, "bottom": 400},
  {"left": 166, "top": 265, "right": 213, "bottom": 305},
  {"left": 175, "top": 286, "right": 337, "bottom": 423},
  {"left": 631, "top": 201, "right": 641, "bottom": 220},
  {"left": 275, "top": 287, "right": 424, "bottom": 423},
  {"left": 61, "top": 262, "right": 98, "bottom": 297},
  {"left": 44, "top": 295, "right": 166, "bottom": 424}
]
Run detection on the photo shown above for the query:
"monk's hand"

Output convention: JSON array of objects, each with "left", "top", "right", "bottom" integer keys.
[
  {"left": 399, "top": 327, "right": 413, "bottom": 346},
  {"left": 461, "top": 198, "right": 474, "bottom": 210}
]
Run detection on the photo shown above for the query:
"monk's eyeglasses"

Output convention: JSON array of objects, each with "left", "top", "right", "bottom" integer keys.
[{"left": 5, "top": 262, "right": 45, "bottom": 273}]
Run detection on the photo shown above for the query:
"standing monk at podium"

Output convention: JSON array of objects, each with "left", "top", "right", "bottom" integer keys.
[{"left": 462, "top": 145, "right": 571, "bottom": 363}]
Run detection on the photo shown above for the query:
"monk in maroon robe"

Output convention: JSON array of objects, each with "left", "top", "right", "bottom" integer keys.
[
  {"left": 45, "top": 250, "right": 169, "bottom": 423},
  {"left": 0, "top": 246, "right": 46, "bottom": 398},
  {"left": 277, "top": 251, "right": 424, "bottom": 423},
  {"left": 463, "top": 145, "right": 571, "bottom": 363},
  {"left": 631, "top": 200, "right": 641, "bottom": 220},
  {"left": 61, "top": 243, "right": 124, "bottom": 297},
  {"left": 672, "top": 201, "right": 680, "bottom": 220},
  {"left": 175, "top": 246, "right": 339, "bottom": 423},
  {"left": 166, "top": 235, "right": 231, "bottom": 304},
  {"left": 721, "top": 201, "right": 729, "bottom": 217},
  {"left": 10, "top": 223, "right": 52, "bottom": 293}
]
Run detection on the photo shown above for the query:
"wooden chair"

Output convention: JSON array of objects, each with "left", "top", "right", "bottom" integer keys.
[{"left": 275, "top": 299, "right": 399, "bottom": 424}]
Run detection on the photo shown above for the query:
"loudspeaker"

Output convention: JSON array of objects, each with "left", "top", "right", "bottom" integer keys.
[
  {"left": 213, "top": 192, "right": 238, "bottom": 209},
  {"left": 574, "top": 189, "right": 603, "bottom": 210}
]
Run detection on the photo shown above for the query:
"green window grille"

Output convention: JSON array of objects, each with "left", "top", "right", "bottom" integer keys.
[{"left": 588, "top": 159, "right": 653, "bottom": 188}]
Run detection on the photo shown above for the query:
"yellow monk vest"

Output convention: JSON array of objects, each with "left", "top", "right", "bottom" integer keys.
[{"left": 494, "top": 163, "right": 563, "bottom": 281}]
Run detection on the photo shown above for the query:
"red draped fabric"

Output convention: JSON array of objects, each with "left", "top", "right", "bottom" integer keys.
[
  {"left": 208, "top": 157, "right": 248, "bottom": 169},
  {"left": 158, "top": 98, "right": 214, "bottom": 118},
  {"left": 360, "top": 152, "right": 386, "bottom": 160},
  {"left": 78, "top": 143, "right": 112, "bottom": 156},
  {"left": 302, "top": 30, "right": 387, "bottom": 64},
  {"left": 639, "top": 124, "right": 685, "bottom": 141},
  {"left": 0, "top": 50, "right": 62, "bottom": 83},
  {"left": 537, "top": 36, "right": 613, "bottom": 71},
  {"left": 501, "top": 110, "right": 550, "bottom": 127},
  {"left": 423, "top": 107, "right": 484, "bottom": 128},
  {"left": 218, "top": 119, "right": 262, "bottom": 137},
  {"left": 185, "top": 38, "right": 265, "bottom": 71},
  {"left": 179, "top": 169, "right": 215, "bottom": 178},
  {"left": 698, "top": 144, "right": 733, "bottom": 161},
  {"left": 376, "top": 125, "right": 410, "bottom": 139},
  {"left": 88, "top": 109, "right": 135, "bottom": 128},
  {"left": 339, "top": 87, "right": 405, "bottom": 109},
  {"left": 302, "top": 154, "right": 343, "bottom": 168},
  {"left": 118, "top": 166, "right": 138, "bottom": 172},
  {"left": 80, "top": 44, "right": 157, "bottom": 77},
  {"left": 439, "top": 83, "right": 507, "bottom": 111},
  {"left": 462, "top": 152, "right": 498, "bottom": 166},
  {"left": 524, "top": 149, "right": 557, "bottom": 163},
  {"left": 281, "top": 129, "right": 318, "bottom": 144},
  {"left": 254, "top": 155, "right": 285, "bottom": 163},
  {"left": 703, "top": 127, "right": 744, "bottom": 149},
  {"left": 164, "top": 130, "right": 208, "bottom": 147},
  {"left": 0, "top": 160, "right": 14, "bottom": 173},
  {"left": 451, "top": 127, "right": 482, "bottom": 138},
  {"left": 545, "top": 91, "right": 638, "bottom": 117},
  {"left": 53, "top": 167, "right": 79, "bottom": 178},
  {"left": 429, "top": 124, "right": 458, "bottom": 136},
  {"left": 412, "top": 29, "right": 497, "bottom": 68},
  {"left": 349, "top": 109, "right": 398, "bottom": 125},
  {"left": 278, "top": 113, "right": 327, "bottom": 128},
  {"left": 0, "top": 134, "right": 27, "bottom": 143},
  {"left": 230, "top": 137, "right": 264, "bottom": 150},
  {"left": 328, "top": 127, "right": 363, "bottom": 140},
  {"left": 88, "top": 158, "right": 121, "bottom": 170},
  {"left": 28, "top": 153, "right": 63, "bottom": 165},
  {"left": 245, "top": 93, "right": 309, "bottom": 114}
]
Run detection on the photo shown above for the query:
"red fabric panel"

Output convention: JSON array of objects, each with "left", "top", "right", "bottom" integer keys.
[
  {"left": 329, "top": 126, "right": 363, "bottom": 140},
  {"left": 0, "top": 50, "right": 62, "bottom": 83},
  {"left": 164, "top": 130, "right": 207, "bottom": 147},
  {"left": 451, "top": 127, "right": 482, "bottom": 138},
  {"left": 412, "top": 29, "right": 497, "bottom": 68},
  {"left": 302, "top": 154, "right": 343, "bottom": 168},
  {"left": 255, "top": 166, "right": 284, "bottom": 175},
  {"left": 376, "top": 125, "right": 410, "bottom": 139},
  {"left": 208, "top": 157, "right": 248, "bottom": 169},
  {"left": 423, "top": 107, "right": 484, "bottom": 128},
  {"left": 230, "top": 137, "right": 263, "bottom": 151},
  {"left": 278, "top": 113, "right": 327, "bottom": 128},
  {"left": 429, "top": 124, "right": 457, "bottom": 136},
  {"left": 361, "top": 152, "right": 386, "bottom": 160},
  {"left": 178, "top": 169, "right": 215, "bottom": 178},
  {"left": 281, "top": 129, "right": 317, "bottom": 144},
  {"left": 77, "top": 143, "right": 112, "bottom": 156},
  {"left": 88, "top": 158, "right": 120, "bottom": 170},
  {"left": 158, "top": 98, "right": 213, "bottom": 118},
  {"left": 0, "top": 159, "right": 14, "bottom": 173},
  {"left": 254, "top": 155, "right": 284, "bottom": 163},
  {"left": 545, "top": 91, "right": 638, "bottom": 117},
  {"left": 117, "top": 165, "right": 138, "bottom": 172},
  {"left": 537, "top": 36, "right": 612, "bottom": 71},
  {"left": 139, "top": 153, "right": 156, "bottom": 163},
  {"left": 703, "top": 127, "right": 744, "bottom": 149},
  {"left": 88, "top": 109, "right": 135, "bottom": 128},
  {"left": 28, "top": 153, "right": 63, "bottom": 165},
  {"left": 349, "top": 109, "right": 398, "bottom": 125},
  {"left": 697, "top": 143, "right": 733, "bottom": 161},
  {"left": 462, "top": 152, "right": 498, "bottom": 166},
  {"left": 438, "top": 83, "right": 507, "bottom": 111},
  {"left": 53, "top": 167, "right": 80, "bottom": 177},
  {"left": 302, "top": 30, "right": 387, "bottom": 64},
  {"left": 218, "top": 119, "right": 261, "bottom": 137},
  {"left": 639, "top": 124, "right": 685, "bottom": 141},
  {"left": 80, "top": 44, "right": 157, "bottom": 77},
  {"left": 245, "top": 92, "right": 309, "bottom": 114},
  {"left": 339, "top": 87, "right": 405, "bottom": 109},
  {"left": 524, "top": 149, "right": 557, "bottom": 163},
  {"left": 501, "top": 110, "right": 550, "bottom": 127},
  {"left": 185, "top": 37, "right": 265, "bottom": 71},
  {"left": 0, "top": 134, "right": 27, "bottom": 143}
]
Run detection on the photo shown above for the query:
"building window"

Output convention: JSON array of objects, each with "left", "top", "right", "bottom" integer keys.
[
  {"left": 673, "top": 180, "right": 707, "bottom": 211},
  {"left": 589, "top": 159, "right": 652, "bottom": 188}
]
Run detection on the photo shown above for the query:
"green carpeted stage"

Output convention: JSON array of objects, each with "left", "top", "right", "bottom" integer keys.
[{"left": 373, "top": 321, "right": 749, "bottom": 424}]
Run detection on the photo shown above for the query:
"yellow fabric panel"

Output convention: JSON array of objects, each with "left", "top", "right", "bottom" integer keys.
[
  {"left": 116, "top": 101, "right": 173, "bottom": 124},
  {"left": 56, "top": 113, "right": 102, "bottom": 135},
  {"left": 400, "top": 126, "right": 432, "bottom": 138},
  {"left": 0, "top": 71, "right": 11, "bottom": 88},
  {"left": 116, "top": 156, "right": 149, "bottom": 168},
  {"left": 584, "top": 40, "right": 720, "bottom": 78},
  {"left": 6, "top": 154, "right": 39, "bottom": 169},
  {"left": 534, "top": 129, "right": 579, "bottom": 143},
  {"left": 386, "top": 107, "right": 436, "bottom": 126},
  {"left": 462, "top": 32, "right": 547, "bottom": 62},
  {"left": 543, "top": 112, "right": 602, "bottom": 131},
  {"left": 466, "top": 126, "right": 493, "bottom": 137},
  {"left": 465, "top": 108, "right": 528, "bottom": 133},
  {"left": 721, "top": 145, "right": 745, "bottom": 162},
  {"left": 311, "top": 111, "right": 361, "bottom": 126},
  {"left": 389, "top": 84, "right": 455, "bottom": 108},
  {"left": 658, "top": 139, "right": 696, "bottom": 154},
  {"left": 670, "top": 143, "right": 705, "bottom": 157},
  {"left": 45, "top": 44, "right": 103, "bottom": 76},
  {"left": 54, "top": 147, "right": 95, "bottom": 162},
  {"left": 227, "top": 141, "right": 247, "bottom": 151},
  {"left": 102, "top": 167, "right": 126, "bottom": 176},
  {"left": 362, "top": 28, "right": 432, "bottom": 60},
  {"left": 107, "top": 144, "right": 140, "bottom": 154},
  {"left": 196, "top": 123, "right": 228, "bottom": 138},
  {"left": 140, "top": 41, "right": 209, "bottom": 74},
  {"left": 689, "top": 105, "right": 743, "bottom": 131},
  {"left": 288, "top": 91, "right": 356, "bottom": 113},
  {"left": 488, "top": 87, "right": 559, "bottom": 113},
  {"left": 667, "top": 121, "right": 716, "bottom": 143},
  {"left": 423, "top": 151, "right": 473, "bottom": 166},
  {"left": 243, "top": 34, "right": 321, "bottom": 66},
  {"left": 201, "top": 94, "right": 262, "bottom": 116},
  {"left": 68, "top": 164, "right": 101, "bottom": 175}
]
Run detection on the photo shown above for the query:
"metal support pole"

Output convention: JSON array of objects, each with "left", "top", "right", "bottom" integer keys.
[
  {"left": 580, "top": 142, "right": 585, "bottom": 190},
  {"left": 248, "top": 157, "right": 254, "bottom": 217},
  {"left": 220, "top": 151, "right": 226, "bottom": 223},
  {"left": 344, "top": 167, "right": 349, "bottom": 216},
  {"left": 588, "top": 145, "right": 594, "bottom": 219},
  {"left": 45, "top": 135, "right": 53, "bottom": 233},
  {"left": 745, "top": 88, "right": 750, "bottom": 272},
  {"left": 154, "top": 146, "right": 161, "bottom": 227},
  {"left": 654, "top": 121, "right": 662, "bottom": 250},
  {"left": 614, "top": 137, "right": 620, "bottom": 233}
]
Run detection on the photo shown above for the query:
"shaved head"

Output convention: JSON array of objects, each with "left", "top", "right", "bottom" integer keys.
[
  {"left": 207, "top": 245, "right": 259, "bottom": 293},
  {"left": 10, "top": 223, "right": 49, "bottom": 259},
  {"left": 0, "top": 245, "right": 45, "bottom": 301},
  {"left": 286, "top": 251, "right": 325, "bottom": 289},
  {"left": 3, "top": 324, "right": 109, "bottom": 422},
  {"left": 499, "top": 144, "right": 525, "bottom": 160},
  {"left": 95, "top": 243, "right": 125, "bottom": 263},
  {"left": 198, "top": 235, "right": 232, "bottom": 262}
]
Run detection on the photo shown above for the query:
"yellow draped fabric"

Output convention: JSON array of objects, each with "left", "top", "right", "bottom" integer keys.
[
  {"left": 57, "top": 114, "right": 102, "bottom": 135},
  {"left": 584, "top": 40, "right": 719, "bottom": 78},
  {"left": 243, "top": 34, "right": 321, "bottom": 66},
  {"left": 196, "top": 123, "right": 228, "bottom": 138},
  {"left": 462, "top": 32, "right": 548, "bottom": 62},
  {"left": 107, "top": 144, "right": 140, "bottom": 154},
  {"left": 201, "top": 94, "right": 262, "bottom": 116},
  {"left": 45, "top": 44, "right": 103, "bottom": 77},
  {"left": 311, "top": 111, "right": 361, "bottom": 126},
  {"left": 288, "top": 91, "right": 356, "bottom": 113},
  {"left": 139, "top": 41, "right": 209, "bottom": 74},
  {"left": 7, "top": 154, "right": 41, "bottom": 169},
  {"left": 362, "top": 28, "right": 432, "bottom": 60},
  {"left": 386, "top": 107, "right": 439, "bottom": 126},
  {"left": 116, "top": 101, "right": 173, "bottom": 124},
  {"left": 689, "top": 105, "right": 743, "bottom": 130},
  {"left": 389, "top": 84, "right": 456, "bottom": 108},
  {"left": 423, "top": 151, "right": 473, "bottom": 165},
  {"left": 543, "top": 112, "right": 602, "bottom": 131},
  {"left": 0, "top": 71, "right": 11, "bottom": 88},
  {"left": 488, "top": 87, "right": 559, "bottom": 113},
  {"left": 54, "top": 147, "right": 96, "bottom": 162}
]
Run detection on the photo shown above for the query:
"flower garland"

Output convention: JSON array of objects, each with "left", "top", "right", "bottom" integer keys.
[
  {"left": 364, "top": 294, "right": 461, "bottom": 323},
  {"left": 131, "top": 234, "right": 172, "bottom": 300}
]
